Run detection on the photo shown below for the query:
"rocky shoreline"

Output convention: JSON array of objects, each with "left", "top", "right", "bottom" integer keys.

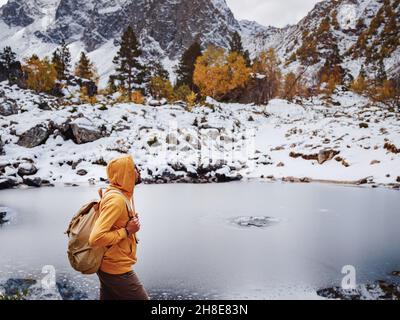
[
  {"left": 317, "top": 278, "right": 400, "bottom": 300},
  {"left": 1, "top": 83, "right": 399, "bottom": 191}
]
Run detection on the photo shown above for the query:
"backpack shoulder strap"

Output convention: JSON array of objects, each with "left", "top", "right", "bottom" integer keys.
[
  {"left": 100, "top": 188, "right": 134, "bottom": 218},
  {"left": 98, "top": 188, "right": 139, "bottom": 244}
]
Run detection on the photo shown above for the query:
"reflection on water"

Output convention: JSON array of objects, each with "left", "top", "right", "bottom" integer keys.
[{"left": 0, "top": 182, "right": 399, "bottom": 300}]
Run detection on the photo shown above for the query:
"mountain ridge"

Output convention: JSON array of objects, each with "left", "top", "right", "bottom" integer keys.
[{"left": 0, "top": 0, "right": 399, "bottom": 86}]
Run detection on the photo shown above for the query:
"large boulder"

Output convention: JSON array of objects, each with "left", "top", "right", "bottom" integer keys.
[
  {"left": 0, "top": 98, "right": 18, "bottom": 116},
  {"left": 23, "top": 177, "right": 42, "bottom": 187},
  {"left": 17, "top": 124, "right": 50, "bottom": 148},
  {"left": 49, "top": 119, "right": 74, "bottom": 141},
  {"left": 17, "top": 163, "right": 38, "bottom": 176},
  {"left": 215, "top": 166, "right": 243, "bottom": 183},
  {"left": 0, "top": 137, "right": 4, "bottom": 155},
  {"left": 0, "top": 177, "right": 18, "bottom": 190},
  {"left": 70, "top": 119, "right": 107, "bottom": 144}
]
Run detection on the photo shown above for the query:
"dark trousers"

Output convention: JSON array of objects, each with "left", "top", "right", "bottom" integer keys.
[{"left": 97, "top": 270, "right": 149, "bottom": 300}]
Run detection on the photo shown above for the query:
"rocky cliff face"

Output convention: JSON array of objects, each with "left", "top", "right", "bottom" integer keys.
[
  {"left": 0, "top": 0, "right": 398, "bottom": 81},
  {"left": 0, "top": 0, "right": 239, "bottom": 59}
]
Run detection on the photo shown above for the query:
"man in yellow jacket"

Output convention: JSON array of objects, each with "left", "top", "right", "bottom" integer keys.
[{"left": 89, "top": 155, "right": 149, "bottom": 300}]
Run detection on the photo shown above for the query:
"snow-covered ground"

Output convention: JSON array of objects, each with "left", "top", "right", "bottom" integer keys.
[{"left": 0, "top": 82, "right": 399, "bottom": 189}]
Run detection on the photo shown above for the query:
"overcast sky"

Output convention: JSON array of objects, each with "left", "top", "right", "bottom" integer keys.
[
  {"left": 226, "top": 0, "right": 321, "bottom": 27},
  {"left": 0, "top": 0, "right": 321, "bottom": 28}
]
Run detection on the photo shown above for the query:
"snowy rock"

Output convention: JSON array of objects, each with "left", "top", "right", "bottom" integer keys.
[
  {"left": 384, "top": 142, "right": 400, "bottom": 154},
  {"left": 0, "top": 98, "right": 18, "bottom": 116},
  {"left": 148, "top": 100, "right": 163, "bottom": 107},
  {"left": 215, "top": 165, "right": 241, "bottom": 182},
  {"left": 0, "top": 209, "right": 8, "bottom": 225},
  {"left": 166, "top": 133, "right": 179, "bottom": 145},
  {"left": 0, "top": 137, "right": 4, "bottom": 155},
  {"left": 289, "top": 151, "right": 317, "bottom": 161},
  {"left": 70, "top": 122, "right": 107, "bottom": 144},
  {"left": 0, "top": 177, "right": 18, "bottom": 190},
  {"left": 34, "top": 100, "right": 53, "bottom": 111},
  {"left": 317, "top": 280, "right": 400, "bottom": 300},
  {"left": 17, "top": 124, "right": 50, "bottom": 148},
  {"left": 282, "top": 176, "right": 311, "bottom": 183},
  {"left": 0, "top": 277, "right": 88, "bottom": 300},
  {"left": 318, "top": 149, "right": 340, "bottom": 165},
  {"left": 206, "top": 129, "right": 220, "bottom": 140},
  {"left": 170, "top": 162, "right": 187, "bottom": 172},
  {"left": 76, "top": 169, "right": 88, "bottom": 176},
  {"left": 23, "top": 177, "right": 42, "bottom": 188},
  {"left": 17, "top": 163, "right": 38, "bottom": 176}
]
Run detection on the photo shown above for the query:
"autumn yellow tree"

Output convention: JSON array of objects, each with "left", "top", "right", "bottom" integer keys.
[
  {"left": 319, "top": 64, "right": 342, "bottom": 95},
  {"left": 193, "top": 45, "right": 250, "bottom": 100},
  {"left": 350, "top": 64, "right": 369, "bottom": 95},
  {"left": 372, "top": 79, "right": 397, "bottom": 107},
  {"left": 23, "top": 55, "right": 57, "bottom": 93},
  {"left": 117, "top": 88, "right": 145, "bottom": 104},
  {"left": 282, "top": 72, "right": 308, "bottom": 101},
  {"left": 174, "top": 84, "right": 192, "bottom": 101},
  {"left": 252, "top": 48, "right": 282, "bottom": 100},
  {"left": 149, "top": 76, "right": 174, "bottom": 101},
  {"left": 351, "top": 75, "right": 368, "bottom": 94}
]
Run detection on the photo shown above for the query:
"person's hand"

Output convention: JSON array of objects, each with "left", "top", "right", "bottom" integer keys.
[{"left": 126, "top": 217, "right": 140, "bottom": 235}]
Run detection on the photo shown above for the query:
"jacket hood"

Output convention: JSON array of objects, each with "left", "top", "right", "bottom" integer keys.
[{"left": 106, "top": 155, "right": 136, "bottom": 198}]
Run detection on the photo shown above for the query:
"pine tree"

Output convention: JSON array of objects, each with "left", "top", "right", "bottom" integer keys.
[
  {"left": 52, "top": 39, "right": 71, "bottom": 80},
  {"left": 148, "top": 61, "right": 169, "bottom": 80},
  {"left": 0, "top": 46, "right": 17, "bottom": 69},
  {"left": 0, "top": 46, "right": 18, "bottom": 82},
  {"left": 107, "top": 75, "right": 117, "bottom": 94},
  {"left": 359, "top": 64, "right": 366, "bottom": 78},
  {"left": 112, "top": 26, "right": 145, "bottom": 97},
  {"left": 229, "top": 31, "right": 251, "bottom": 66},
  {"left": 375, "top": 59, "right": 387, "bottom": 85},
  {"left": 75, "top": 52, "right": 96, "bottom": 81},
  {"left": 175, "top": 42, "right": 202, "bottom": 92}
]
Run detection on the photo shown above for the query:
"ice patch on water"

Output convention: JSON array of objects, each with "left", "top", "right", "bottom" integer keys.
[{"left": 229, "top": 216, "right": 280, "bottom": 229}]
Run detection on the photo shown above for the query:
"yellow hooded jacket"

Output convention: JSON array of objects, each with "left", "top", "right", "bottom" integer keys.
[{"left": 89, "top": 155, "right": 138, "bottom": 275}]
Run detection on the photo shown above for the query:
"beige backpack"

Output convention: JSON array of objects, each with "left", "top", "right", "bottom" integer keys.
[{"left": 65, "top": 189, "right": 133, "bottom": 275}]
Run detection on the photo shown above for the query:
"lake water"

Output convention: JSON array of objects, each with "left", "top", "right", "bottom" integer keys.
[{"left": 0, "top": 182, "right": 399, "bottom": 300}]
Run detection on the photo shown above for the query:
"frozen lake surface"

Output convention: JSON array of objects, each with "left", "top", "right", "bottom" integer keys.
[{"left": 0, "top": 182, "right": 399, "bottom": 300}]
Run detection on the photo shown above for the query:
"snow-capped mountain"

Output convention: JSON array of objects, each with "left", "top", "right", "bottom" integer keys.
[
  {"left": 0, "top": 0, "right": 242, "bottom": 84},
  {"left": 0, "top": 0, "right": 239, "bottom": 57},
  {"left": 0, "top": 0, "right": 398, "bottom": 85}
]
